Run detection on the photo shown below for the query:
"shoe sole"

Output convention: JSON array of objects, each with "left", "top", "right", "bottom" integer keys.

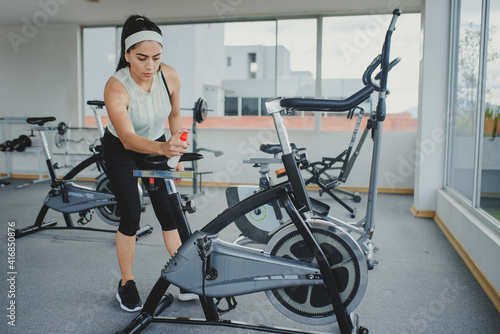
[
  {"left": 116, "top": 292, "right": 143, "bottom": 312},
  {"left": 178, "top": 293, "right": 198, "bottom": 302}
]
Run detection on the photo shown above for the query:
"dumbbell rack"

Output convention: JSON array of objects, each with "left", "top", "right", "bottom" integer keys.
[{"left": 0, "top": 117, "right": 48, "bottom": 182}]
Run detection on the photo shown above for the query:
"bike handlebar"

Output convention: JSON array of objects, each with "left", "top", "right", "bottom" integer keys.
[
  {"left": 280, "top": 85, "right": 374, "bottom": 112},
  {"left": 375, "top": 9, "right": 400, "bottom": 121}
]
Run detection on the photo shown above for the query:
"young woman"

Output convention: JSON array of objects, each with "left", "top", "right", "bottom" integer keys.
[{"left": 102, "top": 15, "right": 196, "bottom": 312}]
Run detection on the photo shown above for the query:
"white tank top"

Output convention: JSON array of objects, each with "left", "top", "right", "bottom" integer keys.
[{"left": 107, "top": 67, "right": 170, "bottom": 140}]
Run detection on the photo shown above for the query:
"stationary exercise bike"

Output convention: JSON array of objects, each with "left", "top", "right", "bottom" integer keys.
[
  {"left": 227, "top": 143, "right": 327, "bottom": 245},
  {"left": 116, "top": 10, "right": 401, "bottom": 334},
  {"left": 14, "top": 101, "right": 151, "bottom": 238}
]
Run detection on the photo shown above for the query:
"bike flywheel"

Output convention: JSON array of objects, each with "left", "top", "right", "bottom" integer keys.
[
  {"left": 264, "top": 220, "right": 368, "bottom": 325},
  {"left": 94, "top": 174, "right": 144, "bottom": 227}
]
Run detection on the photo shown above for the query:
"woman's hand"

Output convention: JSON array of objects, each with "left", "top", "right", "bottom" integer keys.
[
  {"left": 162, "top": 128, "right": 189, "bottom": 183},
  {"left": 161, "top": 128, "right": 190, "bottom": 158}
]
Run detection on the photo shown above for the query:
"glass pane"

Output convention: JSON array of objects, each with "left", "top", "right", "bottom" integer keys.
[
  {"left": 225, "top": 97, "right": 238, "bottom": 116},
  {"left": 277, "top": 19, "right": 316, "bottom": 129},
  {"left": 448, "top": 0, "right": 482, "bottom": 201},
  {"left": 321, "top": 14, "right": 420, "bottom": 132},
  {"left": 481, "top": 0, "right": 500, "bottom": 220},
  {"left": 160, "top": 23, "right": 226, "bottom": 118},
  {"left": 221, "top": 21, "right": 277, "bottom": 127},
  {"left": 83, "top": 27, "right": 117, "bottom": 125},
  {"left": 242, "top": 97, "right": 259, "bottom": 115}
]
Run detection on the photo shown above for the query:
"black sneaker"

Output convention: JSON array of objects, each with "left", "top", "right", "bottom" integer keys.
[{"left": 116, "top": 280, "right": 142, "bottom": 312}]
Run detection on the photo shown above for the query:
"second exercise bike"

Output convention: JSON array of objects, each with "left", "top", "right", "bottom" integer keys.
[{"left": 14, "top": 101, "right": 150, "bottom": 238}]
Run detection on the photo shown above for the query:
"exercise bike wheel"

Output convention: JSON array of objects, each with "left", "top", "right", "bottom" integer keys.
[
  {"left": 93, "top": 174, "right": 144, "bottom": 227},
  {"left": 264, "top": 219, "right": 368, "bottom": 325}
]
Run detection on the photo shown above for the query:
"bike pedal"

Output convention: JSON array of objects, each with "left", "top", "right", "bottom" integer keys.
[{"left": 183, "top": 200, "right": 196, "bottom": 214}]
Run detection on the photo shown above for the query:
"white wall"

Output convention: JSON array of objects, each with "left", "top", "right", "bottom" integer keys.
[
  {"left": 0, "top": 24, "right": 81, "bottom": 176},
  {"left": 0, "top": 24, "right": 81, "bottom": 127},
  {"left": 412, "top": 0, "right": 449, "bottom": 212}
]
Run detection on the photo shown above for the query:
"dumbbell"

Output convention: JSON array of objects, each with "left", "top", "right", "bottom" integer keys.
[
  {"left": 0, "top": 140, "right": 12, "bottom": 152},
  {"left": 7, "top": 135, "right": 32, "bottom": 152}
]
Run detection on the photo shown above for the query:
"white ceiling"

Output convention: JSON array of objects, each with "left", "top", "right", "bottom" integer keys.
[{"left": 1, "top": 0, "right": 421, "bottom": 27}]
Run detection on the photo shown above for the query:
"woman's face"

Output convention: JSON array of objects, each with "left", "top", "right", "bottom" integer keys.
[{"left": 125, "top": 40, "right": 162, "bottom": 82}]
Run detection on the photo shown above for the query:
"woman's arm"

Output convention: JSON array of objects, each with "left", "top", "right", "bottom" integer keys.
[{"left": 104, "top": 76, "right": 188, "bottom": 158}]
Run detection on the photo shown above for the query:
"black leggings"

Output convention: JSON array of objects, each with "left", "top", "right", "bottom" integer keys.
[{"left": 102, "top": 129, "right": 177, "bottom": 236}]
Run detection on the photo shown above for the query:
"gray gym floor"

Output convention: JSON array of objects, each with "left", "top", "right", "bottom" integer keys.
[{"left": 0, "top": 178, "right": 499, "bottom": 334}]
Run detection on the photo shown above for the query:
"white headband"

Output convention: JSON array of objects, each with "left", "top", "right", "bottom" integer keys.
[{"left": 124, "top": 31, "right": 163, "bottom": 51}]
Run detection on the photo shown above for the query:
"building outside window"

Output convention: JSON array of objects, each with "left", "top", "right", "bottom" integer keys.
[
  {"left": 242, "top": 97, "right": 259, "bottom": 115},
  {"left": 224, "top": 97, "right": 238, "bottom": 116}
]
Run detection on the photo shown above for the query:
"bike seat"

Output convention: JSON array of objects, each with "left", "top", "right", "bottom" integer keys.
[
  {"left": 87, "top": 100, "right": 105, "bottom": 107},
  {"left": 26, "top": 117, "right": 56, "bottom": 126},
  {"left": 260, "top": 143, "right": 297, "bottom": 155}
]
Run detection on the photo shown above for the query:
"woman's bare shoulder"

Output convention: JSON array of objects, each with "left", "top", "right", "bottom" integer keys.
[{"left": 104, "top": 77, "right": 129, "bottom": 109}]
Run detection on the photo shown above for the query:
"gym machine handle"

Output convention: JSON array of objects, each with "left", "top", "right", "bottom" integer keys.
[
  {"left": 375, "top": 57, "right": 401, "bottom": 81},
  {"left": 280, "top": 86, "right": 374, "bottom": 113},
  {"left": 375, "top": 8, "right": 400, "bottom": 121}
]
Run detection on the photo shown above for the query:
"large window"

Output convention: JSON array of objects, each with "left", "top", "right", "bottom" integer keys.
[
  {"left": 482, "top": 0, "right": 500, "bottom": 220},
  {"left": 447, "top": 0, "right": 500, "bottom": 222},
  {"left": 276, "top": 19, "right": 317, "bottom": 97},
  {"left": 82, "top": 13, "right": 420, "bottom": 131},
  {"left": 82, "top": 27, "right": 117, "bottom": 126},
  {"left": 321, "top": 14, "right": 421, "bottom": 132}
]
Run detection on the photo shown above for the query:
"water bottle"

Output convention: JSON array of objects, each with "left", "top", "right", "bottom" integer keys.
[{"left": 167, "top": 131, "right": 188, "bottom": 168}]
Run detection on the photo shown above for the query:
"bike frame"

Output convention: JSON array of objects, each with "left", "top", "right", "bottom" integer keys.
[{"left": 127, "top": 144, "right": 361, "bottom": 334}]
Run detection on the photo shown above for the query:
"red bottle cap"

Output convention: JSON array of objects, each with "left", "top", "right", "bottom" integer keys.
[{"left": 180, "top": 132, "right": 188, "bottom": 141}]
